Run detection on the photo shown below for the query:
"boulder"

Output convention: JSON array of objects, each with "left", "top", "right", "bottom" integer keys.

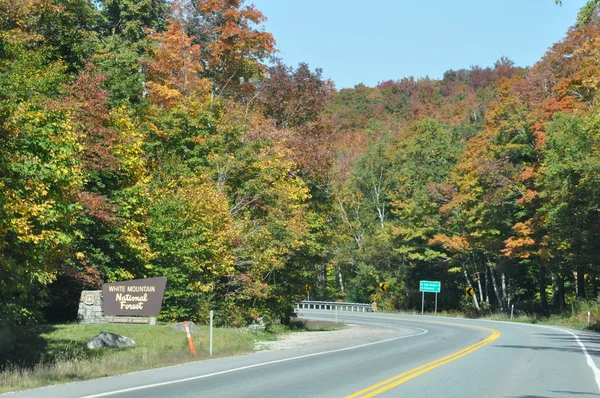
[
  {"left": 86, "top": 332, "right": 136, "bottom": 350},
  {"left": 171, "top": 321, "right": 201, "bottom": 333},
  {"left": 244, "top": 317, "right": 266, "bottom": 333}
]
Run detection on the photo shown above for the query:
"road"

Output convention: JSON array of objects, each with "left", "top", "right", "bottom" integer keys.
[{"left": 7, "top": 310, "right": 600, "bottom": 398}]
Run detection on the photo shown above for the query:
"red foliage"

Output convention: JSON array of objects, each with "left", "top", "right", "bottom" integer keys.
[
  {"left": 78, "top": 191, "right": 119, "bottom": 225},
  {"left": 65, "top": 63, "right": 121, "bottom": 172},
  {"left": 259, "top": 61, "right": 334, "bottom": 129}
]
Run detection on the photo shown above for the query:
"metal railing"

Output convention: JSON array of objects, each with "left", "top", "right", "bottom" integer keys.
[{"left": 296, "top": 300, "right": 373, "bottom": 312}]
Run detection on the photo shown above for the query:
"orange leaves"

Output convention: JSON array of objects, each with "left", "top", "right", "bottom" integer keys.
[
  {"left": 502, "top": 236, "right": 536, "bottom": 258},
  {"left": 196, "top": 0, "right": 275, "bottom": 95},
  {"left": 146, "top": 2, "right": 211, "bottom": 110},
  {"left": 512, "top": 221, "right": 534, "bottom": 236},
  {"left": 429, "top": 234, "right": 471, "bottom": 253},
  {"left": 518, "top": 165, "right": 538, "bottom": 182},
  {"left": 542, "top": 90, "right": 576, "bottom": 118},
  {"left": 502, "top": 221, "right": 536, "bottom": 259},
  {"left": 0, "top": 0, "right": 58, "bottom": 44},
  {"left": 516, "top": 189, "right": 538, "bottom": 206}
]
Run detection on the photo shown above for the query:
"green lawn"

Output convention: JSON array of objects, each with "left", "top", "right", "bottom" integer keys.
[{"left": 0, "top": 323, "right": 273, "bottom": 393}]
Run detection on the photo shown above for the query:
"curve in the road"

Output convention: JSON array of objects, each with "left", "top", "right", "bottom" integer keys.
[
  {"left": 9, "top": 311, "right": 600, "bottom": 398},
  {"left": 346, "top": 318, "right": 501, "bottom": 397},
  {"left": 80, "top": 326, "right": 428, "bottom": 398}
]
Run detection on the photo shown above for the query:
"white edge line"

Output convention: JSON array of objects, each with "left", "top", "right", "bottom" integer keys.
[
  {"left": 80, "top": 327, "right": 428, "bottom": 398},
  {"left": 317, "top": 311, "right": 600, "bottom": 393},
  {"left": 543, "top": 325, "right": 600, "bottom": 393}
]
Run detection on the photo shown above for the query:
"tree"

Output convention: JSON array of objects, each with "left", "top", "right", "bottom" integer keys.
[
  {"left": 0, "top": 32, "right": 83, "bottom": 323},
  {"left": 187, "top": 0, "right": 275, "bottom": 100}
]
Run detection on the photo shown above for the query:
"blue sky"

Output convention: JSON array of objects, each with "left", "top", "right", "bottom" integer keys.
[{"left": 251, "top": 0, "right": 589, "bottom": 89}]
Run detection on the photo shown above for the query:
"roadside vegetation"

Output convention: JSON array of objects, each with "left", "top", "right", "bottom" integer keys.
[
  {"left": 0, "top": 323, "right": 274, "bottom": 394},
  {"left": 0, "top": 318, "right": 345, "bottom": 394},
  {"left": 396, "top": 298, "right": 600, "bottom": 332},
  {"left": 483, "top": 299, "right": 600, "bottom": 332}
]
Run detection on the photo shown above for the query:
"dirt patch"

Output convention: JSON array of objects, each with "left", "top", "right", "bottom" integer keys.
[{"left": 255, "top": 322, "right": 397, "bottom": 351}]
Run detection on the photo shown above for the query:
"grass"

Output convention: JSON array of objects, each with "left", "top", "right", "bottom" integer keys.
[{"left": 0, "top": 322, "right": 273, "bottom": 394}]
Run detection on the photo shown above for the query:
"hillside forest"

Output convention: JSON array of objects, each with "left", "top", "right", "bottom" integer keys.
[{"left": 2, "top": 0, "right": 600, "bottom": 327}]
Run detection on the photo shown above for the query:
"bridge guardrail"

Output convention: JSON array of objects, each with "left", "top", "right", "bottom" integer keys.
[{"left": 296, "top": 300, "right": 374, "bottom": 312}]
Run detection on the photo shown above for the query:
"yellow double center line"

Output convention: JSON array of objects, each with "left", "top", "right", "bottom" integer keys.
[{"left": 346, "top": 319, "right": 501, "bottom": 398}]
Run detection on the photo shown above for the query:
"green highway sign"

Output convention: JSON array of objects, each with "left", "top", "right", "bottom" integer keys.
[{"left": 419, "top": 280, "right": 441, "bottom": 293}]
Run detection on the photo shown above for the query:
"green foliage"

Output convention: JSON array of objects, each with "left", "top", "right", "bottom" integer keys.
[
  {"left": 5, "top": 0, "right": 600, "bottom": 329},
  {"left": 0, "top": 35, "right": 84, "bottom": 323},
  {"left": 148, "top": 176, "right": 236, "bottom": 323}
]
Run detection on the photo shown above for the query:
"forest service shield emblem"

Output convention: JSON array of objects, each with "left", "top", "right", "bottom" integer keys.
[{"left": 84, "top": 294, "right": 95, "bottom": 306}]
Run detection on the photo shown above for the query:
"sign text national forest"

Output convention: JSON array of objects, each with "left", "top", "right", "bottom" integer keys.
[{"left": 102, "top": 277, "right": 167, "bottom": 316}]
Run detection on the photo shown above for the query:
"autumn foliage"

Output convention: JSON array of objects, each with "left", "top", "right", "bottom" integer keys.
[{"left": 3, "top": 0, "right": 600, "bottom": 327}]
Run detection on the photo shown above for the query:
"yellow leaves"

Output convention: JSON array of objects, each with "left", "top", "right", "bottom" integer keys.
[
  {"left": 391, "top": 225, "right": 412, "bottom": 238},
  {"left": 106, "top": 268, "right": 135, "bottom": 283},
  {"left": 151, "top": 176, "right": 238, "bottom": 283},
  {"left": 121, "top": 219, "right": 155, "bottom": 263},
  {"left": 191, "top": 281, "right": 214, "bottom": 293},
  {"left": 110, "top": 107, "right": 148, "bottom": 185},
  {"left": 574, "top": 36, "right": 600, "bottom": 94}
]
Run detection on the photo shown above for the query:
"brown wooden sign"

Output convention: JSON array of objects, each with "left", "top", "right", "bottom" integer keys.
[{"left": 102, "top": 277, "right": 167, "bottom": 316}]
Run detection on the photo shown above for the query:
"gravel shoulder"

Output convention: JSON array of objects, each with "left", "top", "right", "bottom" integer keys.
[{"left": 254, "top": 322, "right": 398, "bottom": 351}]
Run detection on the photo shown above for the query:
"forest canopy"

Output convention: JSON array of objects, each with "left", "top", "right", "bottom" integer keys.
[{"left": 2, "top": 0, "right": 600, "bottom": 326}]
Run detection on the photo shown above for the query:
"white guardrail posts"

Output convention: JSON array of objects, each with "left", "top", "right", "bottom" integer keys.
[{"left": 296, "top": 300, "right": 373, "bottom": 312}]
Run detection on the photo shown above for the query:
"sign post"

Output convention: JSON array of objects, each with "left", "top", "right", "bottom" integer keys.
[
  {"left": 209, "top": 310, "right": 214, "bottom": 356},
  {"left": 419, "top": 280, "right": 441, "bottom": 315}
]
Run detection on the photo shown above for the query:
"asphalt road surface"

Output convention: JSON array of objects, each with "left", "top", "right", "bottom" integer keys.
[{"left": 7, "top": 310, "right": 600, "bottom": 398}]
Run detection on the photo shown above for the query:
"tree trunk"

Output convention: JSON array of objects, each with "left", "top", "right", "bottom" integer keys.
[
  {"left": 558, "top": 274, "right": 565, "bottom": 311},
  {"left": 577, "top": 267, "right": 585, "bottom": 298},
  {"left": 489, "top": 266, "right": 503, "bottom": 310},
  {"left": 552, "top": 272, "right": 565, "bottom": 310},
  {"left": 552, "top": 272, "right": 558, "bottom": 308},
  {"left": 485, "top": 266, "right": 490, "bottom": 308},
  {"left": 501, "top": 272, "right": 508, "bottom": 309},
  {"left": 539, "top": 265, "right": 547, "bottom": 312},
  {"left": 477, "top": 273, "right": 484, "bottom": 307},
  {"left": 463, "top": 263, "right": 480, "bottom": 311},
  {"left": 338, "top": 267, "right": 344, "bottom": 292}
]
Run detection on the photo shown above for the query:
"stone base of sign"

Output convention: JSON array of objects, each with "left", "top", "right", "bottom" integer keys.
[
  {"left": 107, "top": 317, "right": 157, "bottom": 325},
  {"left": 77, "top": 290, "right": 109, "bottom": 324}
]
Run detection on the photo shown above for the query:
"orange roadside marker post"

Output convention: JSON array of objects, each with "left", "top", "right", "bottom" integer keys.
[{"left": 184, "top": 321, "right": 196, "bottom": 355}]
